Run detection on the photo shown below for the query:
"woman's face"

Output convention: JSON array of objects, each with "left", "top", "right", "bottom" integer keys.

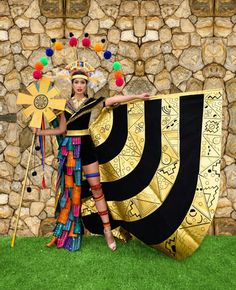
[{"left": 72, "top": 78, "right": 87, "bottom": 96}]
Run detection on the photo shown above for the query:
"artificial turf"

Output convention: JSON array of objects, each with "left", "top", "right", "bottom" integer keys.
[{"left": 0, "top": 236, "right": 235, "bottom": 290}]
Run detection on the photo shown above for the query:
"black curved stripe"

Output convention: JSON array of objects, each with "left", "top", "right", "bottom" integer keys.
[
  {"left": 95, "top": 105, "right": 128, "bottom": 164},
  {"left": 101, "top": 100, "right": 162, "bottom": 201},
  {"left": 118, "top": 94, "right": 204, "bottom": 244}
]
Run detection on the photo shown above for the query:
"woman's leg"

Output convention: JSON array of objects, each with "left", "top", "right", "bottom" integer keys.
[{"left": 83, "top": 161, "right": 116, "bottom": 251}]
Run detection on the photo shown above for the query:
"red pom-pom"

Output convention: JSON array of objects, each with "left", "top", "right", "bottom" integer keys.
[
  {"left": 115, "top": 78, "right": 124, "bottom": 87},
  {"left": 69, "top": 37, "right": 78, "bottom": 47},
  {"left": 114, "top": 71, "right": 123, "bottom": 79},
  {"left": 82, "top": 37, "right": 91, "bottom": 47},
  {"left": 34, "top": 62, "right": 44, "bottom": 71},
  {"left": 32, "top": 70, "right": 42, "bottom": 80}
]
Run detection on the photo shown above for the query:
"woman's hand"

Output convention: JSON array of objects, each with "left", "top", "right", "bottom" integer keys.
[
  {"left": 138, "top": 93, "right": 150, "bottom": 100},
  {"left": 32, "top": 128, "right": 41, "bottom": 135}
]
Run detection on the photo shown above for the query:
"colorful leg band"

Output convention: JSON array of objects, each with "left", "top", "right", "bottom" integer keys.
[
  {"left": 103, "top": 222, "right": 111, "bottom": 229},
  {"left": 85, "top": 172, "right": 100, "bottom": 178},
  {"left": 98, "top": 209, "right": 108, "bottom": 216},
  {"left": 93, "top": 193, "right": 104, "bottom": 202},
  {"left": 91, "top": 184, "right": 102, "bottom": 191}
]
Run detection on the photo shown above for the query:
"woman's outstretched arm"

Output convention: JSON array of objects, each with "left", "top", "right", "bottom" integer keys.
[
  {"left": 105, "top": 93, "right": 150, "bottom": 107},
  {"left": 33, "top": 113, "right": 67, "bottom": 136}
]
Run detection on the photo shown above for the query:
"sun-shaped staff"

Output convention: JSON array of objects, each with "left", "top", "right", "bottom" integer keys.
[{"left": 17, "top": 76, "right": 66, "bottom": 128}]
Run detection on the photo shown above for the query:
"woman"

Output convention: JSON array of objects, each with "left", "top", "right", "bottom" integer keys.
[{"left": 34, "top": 69, "right": 149, "bottom": 252}]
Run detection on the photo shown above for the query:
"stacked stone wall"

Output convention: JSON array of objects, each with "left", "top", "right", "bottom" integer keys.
[{"left": 0, "top": 0, "right": 235, "bottom": 236}]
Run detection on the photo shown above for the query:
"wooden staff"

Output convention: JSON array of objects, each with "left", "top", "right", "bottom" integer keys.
[{"left": 11, "top": 133, "right": 36, "bottom": 248}]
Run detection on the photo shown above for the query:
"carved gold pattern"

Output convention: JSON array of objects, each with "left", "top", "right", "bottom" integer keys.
[
  {"left": 81, "top": 89, "right": 222, "bottom": 259},
  {"left": 89, "top": 107, "right": 113, "bottom": 147},
  {"left": 100, "top": 102, "right": 146, "bottom": 182},
  {"left": 152, "top": 90, "right": 222, "bottom": 259}
]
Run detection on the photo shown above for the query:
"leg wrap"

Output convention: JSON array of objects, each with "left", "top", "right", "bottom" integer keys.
[
  {"left": 93, "top": 192, "right": 104, "bottom": 202},
  {"left": 85, "top": 172, "right": 100, "bottom": 178},
  {"left": 90, "top": 183, "right": 110, "bottom": 229},
  {"left": 91, "top": 183, "right": 102, "bottom": 191}
]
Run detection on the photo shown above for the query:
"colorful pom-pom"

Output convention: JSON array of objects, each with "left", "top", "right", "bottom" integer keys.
[
  {"left": 112, "top": 61, "right": 121, "bottom": 71},
  {"left": 45, "top": 48, "right": 54, "bottom": 57},
  {"left": 114, "top": 70, "right": 123, "bottom": 79},
  {"left": 33, "top": 70, "right": 42, "bottom": 80},
  {"left": 69, "top": 37, "right": 78, "bottom": 47},
  {"left": 115, "top": 77, "right": 124, "bottom": 87},
  {"left": 40, "top": 56, "right": 48, "bottom": 66},
  {"left": 54, "top": 41, "right": 63, "bottom": 50},
  {"left": 34, "top": 62, "right": 44, "bottom": 71},
  {"left": 82, "top": 37, "right": 91, "bottom": 47},
  {"left": 94, "top": 43, "right": 103, "bottom": 52},
  {"left": 104, "top": 50, "right": 112, "bottom": 59}
]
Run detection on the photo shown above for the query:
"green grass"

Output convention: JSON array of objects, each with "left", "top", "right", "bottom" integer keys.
[{"left": 0, "top": 236, "right": 235, "bottom": 290}]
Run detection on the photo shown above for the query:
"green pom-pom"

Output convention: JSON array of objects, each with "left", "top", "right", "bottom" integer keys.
[
  {"left": 112, "top": 61, "right": 121, "bottom": 71},
  {"left": 40, "top": 56, "right": 48, "bottom": 66}
]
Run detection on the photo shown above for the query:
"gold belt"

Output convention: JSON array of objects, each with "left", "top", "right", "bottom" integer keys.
[{"left": 65, "top": 129, "right": 90, "bottom": 136}]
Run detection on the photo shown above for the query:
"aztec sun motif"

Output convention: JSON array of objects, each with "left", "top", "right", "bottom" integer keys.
[{"left": 17, "top": 77, "right": 66, "bottom": 128}]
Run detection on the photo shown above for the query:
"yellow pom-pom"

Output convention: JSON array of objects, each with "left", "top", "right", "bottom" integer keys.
[
  {"left": 54, "top": 42, "right": 63, "bottom": 51},
  {"left": 94, "top": 43, "right": 103, "bottom": 52}
]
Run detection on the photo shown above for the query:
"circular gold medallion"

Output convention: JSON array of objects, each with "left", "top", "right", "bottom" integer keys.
[{"left": 34, "top": 94, "right": 48, "bottom": 109}]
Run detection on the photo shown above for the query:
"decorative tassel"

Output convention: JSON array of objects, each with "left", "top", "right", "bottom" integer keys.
[
  {"left": 73, "top": 145, "right": 81, "bottom": 158},
  {"left": 72, "top": 184, "right": 81, "bottom": 204},
  {"left": 66, "top": 151, "right": 76, "bottom": 167},
  {"left": 66, "top": 167, "right": 73, "bottom": 175},
  {"left": 73, "top": 205, "right": 80, "bottom": 217},
  {"left": 65, "top": 175, "right": 73, "bottom": 188},
  {"left": 64, "top": 219, "right": 72, "bottom": 231},
  {"left": 74, "top": 171, "right": 81, "bottom": 186},
  {"left": 61, "top": 137, "right": 69, "bottom": 147},
  {"left": 57, "top": 198, "right": 71, "bottom": 224},
  {"left": 42, "top": 175, "right": 46, "bottom": 189},
  {"left": 54, "top": 223, "right": 64, "bottom": 237},
  {"left": 69, "top": 221, "right": 77, "bottom": 237},
  {"left": 57, "top": 230, "right": 68, "bottom": 248},
  {"left": 74, "top": 218, "right": 81, "bottom": 234},
  {"left": 72, "top": 137, "right": 81, "bottom": 145},
  {"left": 61, "top": 146, "right": 68, "bottom": 156},
  {"left": 59, "top": 193, "right": 66, "bottom": 208},
  {"left": 74, "top": 159, "right": 81, "bottom": 170}
]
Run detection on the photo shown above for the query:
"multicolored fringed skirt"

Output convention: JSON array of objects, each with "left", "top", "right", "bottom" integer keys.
[{"left": 53, "top": 136, "right": 82, "bottom": 251}]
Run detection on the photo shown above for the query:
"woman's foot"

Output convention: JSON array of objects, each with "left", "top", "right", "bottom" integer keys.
[
  {"left": 46, "top": 236, "right": 57, "bottom": 247},
  {"left": 104, "top": 228, "right": 116, "bottom": 251}
]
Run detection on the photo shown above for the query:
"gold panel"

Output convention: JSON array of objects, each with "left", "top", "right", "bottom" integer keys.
[
  {"left": 40, "top": 0, "right": 64, "bottom": 17},
  {"left": 66, "top": 0, "right": 90, "bottom": 18},
  {"left": 82, "top": 89, "right": 222, "bottom": 259},
  {"left": 215, "top": 0, "right": 236, "bottom": 16},
  {"left": 152, "top": 90, "right": 222, "bottom": 259},
  {"left": 90, "top": 107, "right": 113, "bottom": 147},
  {"left": 190, "top": 0, "right": 214, "bottom": 16}
]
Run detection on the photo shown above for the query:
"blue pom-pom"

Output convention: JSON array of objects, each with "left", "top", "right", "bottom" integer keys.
[
  {"left": 45, "top": 48, "right": 54, "bottom": 57},
  {"left": 104, "top": 50, "right": 112, "bottom": 60}
]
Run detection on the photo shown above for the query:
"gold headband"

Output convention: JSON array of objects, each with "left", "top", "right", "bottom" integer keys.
[{"left": 71, "top": 74, "right": 88, "bottom": 80}]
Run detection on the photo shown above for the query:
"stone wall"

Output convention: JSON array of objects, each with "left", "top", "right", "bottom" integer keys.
[{"left": 0, "top": 0, "right": 235, "bottom": 237}]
